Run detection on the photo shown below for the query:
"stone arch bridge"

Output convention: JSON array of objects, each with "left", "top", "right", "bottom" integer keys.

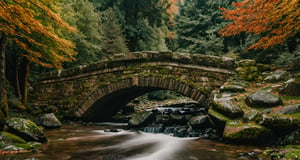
[{"left": 32, "top": 51, "right": 236, "bottom": 121}]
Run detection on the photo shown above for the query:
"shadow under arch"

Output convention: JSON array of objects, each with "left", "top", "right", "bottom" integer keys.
[{"left": 75, "top": 76, "right": 208, "bottom": 122}]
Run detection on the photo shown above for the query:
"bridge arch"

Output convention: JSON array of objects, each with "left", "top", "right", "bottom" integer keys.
[
  {"left": 32, "top": 51, "right": 235, "bottom": 121},
  {"left": 78, "top": 76, "right": 208, "bottom": 121}
]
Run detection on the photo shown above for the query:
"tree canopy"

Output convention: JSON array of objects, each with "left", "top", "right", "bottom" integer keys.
[
  {"left": 0, "top": 0, "right": 76, "bottom": 68},
  {"left": 219, "top": 0, "right": 300, "bottom": 50}
]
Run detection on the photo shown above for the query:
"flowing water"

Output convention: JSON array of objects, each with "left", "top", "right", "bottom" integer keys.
[{"left": 1, "top": 123, "right": 268, "bottom": 160}]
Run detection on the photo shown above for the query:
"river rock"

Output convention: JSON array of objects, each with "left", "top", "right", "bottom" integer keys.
[
  {"left": 223, "top": 121, "right": 271, "bottom": 144},
  {"left": 208, "top": 108, "right": 229, "bottom": 134},
  {"left": 280, "top": 78, "right": 300, "bottom": 96},
  {"left": 188, "top": 115, "right": 210, "bottom": 129},
  {"left": 6, "top": 118, "right": 47, "bottom": 143},
  {"left": 259, "top": 114, "right": 300, "bottom": 134},
  {"left": 213, "top": 99, "right": 244, "bottom": 118},
  {"left": 220, "top": 84, "right": 245, "bottom": 93},
  {"left": 246, "top": 90, "right": 282, "bottom": 107},
  {"left": 128, "top": 111, "right": 154, "bottom": 127},
  {"left": 36, "top": 113, "right": 62, "bottom": 128},
  {"left": 277, "top": 129, "right": 300, "bottom": 145},
  {"left": 170, "top": 114, "right": 186, "bottom": 125},
  {"left": 275, "top": 104, "right": 300, "bottom": 115},
  {"left": 264, "top": 70, "right": 289, "bottom": 82}
]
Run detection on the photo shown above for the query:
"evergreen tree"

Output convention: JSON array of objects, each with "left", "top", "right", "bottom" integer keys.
[
  {"left": 60, "top": 0, "right": 103, "bottom": 66},
  {"left": 100, "top": 8, "right": 129, "bottom": 54},
  {"left": 175, "top": 0, "right": 232, "bottom": 54}
]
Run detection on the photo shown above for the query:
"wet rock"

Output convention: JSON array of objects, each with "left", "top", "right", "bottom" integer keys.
[
  {"left": 104, "top": 129, "right": 122, "bottom": 132},
  {"left": 275, "top": 104, "right": 300, "bottom": 115},
  {"left": 246, "top": 90, "right": 282, "bottom": 107},
  {"left": 259, "top": 114, "right": 299, "bottom": 134},
  {"left": 264, "top": 70, "right": 289, "bottom": 82},
  {"left": 170, "top": 114, "right": 186, "bottom": 125},
  {"left": 280, "top": 78, "right": 300, "bottom": 96},
  {"left": 223, "top": 121, "right": 271, "bottom": 144},
  {"left": 243, "top": 110, "right": 261, "bottom": 122},
  {"left": 155, "top": 114, "right": 172, "bottom": 125},
  {"left": 36, "top": 113, "right": 62, "bottom": 128},
  {"left": 142, "top": 125, "right": 164, "bottom": 133},
  {"left": 6, "top": 118, "right": 47, "bottom": 143},
  {"left": 188, "top": 115, "right": 210, "bottom": 129},
  {"left": 213, "top": 99, "right": 244, "bottom": 118},
  {"left": 277, "top": 129, "right": 300, "bottom": 145},
  {"left": 174, "top": 127, "right": 188, "bottom": 137},
  {"left": 128, "top": 111, "right": 154, "bottom": 128},
  {"left": 220, "top": 84, "right": 245, "bottom": 93},
  {"left": 208, "top": 108, "right": 229, "bottom": 134},
  {"left": 0, "top": 131, "right": 26, "bottom": 144}
]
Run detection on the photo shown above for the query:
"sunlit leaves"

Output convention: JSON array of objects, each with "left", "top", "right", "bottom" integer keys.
[
  {"left": 0, "top": 0, "right": 76, "bottom": 68},
  {"left": 219, "top": 0, "right": 300, "bottom": 50}
]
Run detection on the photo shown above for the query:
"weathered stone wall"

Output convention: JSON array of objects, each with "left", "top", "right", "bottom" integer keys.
[{"left": 32, "top": 51, "right": 235, "bottom": 121}]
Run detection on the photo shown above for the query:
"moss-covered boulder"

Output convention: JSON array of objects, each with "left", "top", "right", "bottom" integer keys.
[
  {"left": 208, "top": 108, "right": 230, "bottom": 134},
  {"left": 0, "top": 131, "right": 26, "bottom": 144},
  {"left": 246, "top": 90, "right": 282, "bottom": 107},
  {"left": 237, "top": 60, "right": 256, "bottom": 67},
  {"left": 36, "top": 113, "right": 62, "bottom": 128},
  {"left": 275, "top": 104, "right": 300, "bottom": 115},
  {"left": 6, "top": 118, "right": 47, "bottom": 143},
  {"left": 128, "top": 111, "right": 154, "bottom": 127},
  {"left": 280, "top": 78, "right": 300, "bottom": 96},
  {"left": 264, "top": 70, "right": 289, "bottom": 82},
  {"left": 259, "top": 115, "right": 300, "bottom": 133},
  {"left": 223, "top": 121, "right": 272, "bottom": 144},
  {"left": 213, "top": 99, "right": 244, "bottom": 118}
]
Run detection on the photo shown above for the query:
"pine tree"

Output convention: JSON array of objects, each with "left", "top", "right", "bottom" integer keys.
[
  {"left": 100, "top": 8, "right": 129, "bottom": 55},
  {"left": 60, "top": 0, "right": 103, "bottom": 66},
  {"left": 175, "top": 0, "right": 232, "bottom": 54}
]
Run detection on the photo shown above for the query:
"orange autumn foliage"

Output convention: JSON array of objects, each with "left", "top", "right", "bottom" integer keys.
[
  {"left": 0, "top": 0, "right": 76, "bottom": 68},
  {"left": 219, "top": 0, "right": 300, "bottom": 50}
]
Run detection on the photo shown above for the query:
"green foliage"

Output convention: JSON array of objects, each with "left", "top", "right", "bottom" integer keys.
[
  {"left": 147, "top": 90, "right": 180, "bottom": 101},
  {"left": 175, "top": 0, "right": 232, "bottom": 55},
  {"left": 100, "top": 8, "right": 129, "bottom": 54},
  {"left": 60, "top": 0, "right": 103, "bottom": 66}
]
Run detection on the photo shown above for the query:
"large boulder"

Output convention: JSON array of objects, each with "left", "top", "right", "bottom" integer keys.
[
  {"left": 275, "top": 104, "right": 300, "bottom": 115},
  {"left": 188, "top": 115, "right": 210, "bottom": 129},
  {"left": 36, "top": 113, "right": 62, "bottom": 128},
  {"left": 223, "top": 121, "right": 272, "bottom": 144},
  {"left": 208, "top": 108, "right": 229, "bottom": 134},
  {"left": 128, "top": 111, "right": 154, "bottom": 127},
  {"left": 264, "top": 70, "right": 289, "bottom": 82},
  {"left": 280, "top": 78, "right": 300, "bottom": 96},
  {"left": 259, "top": 114, "right": 300, "bottom": 134},
  {"left": 213, "top": 99, "right": 244, "bottom": 118},
  {"left": 246, "top": 90, "right": 282, "bottom": 107},
  {"left": 6, "top": 118, "right": 47, "bottom": 143}
]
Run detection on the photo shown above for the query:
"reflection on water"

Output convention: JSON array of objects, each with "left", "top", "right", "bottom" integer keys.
[{"left": 1, "top": 123, "right": 268, "bottom": 160}]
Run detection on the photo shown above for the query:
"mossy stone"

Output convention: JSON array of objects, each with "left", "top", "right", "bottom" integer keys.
[
  {"left": 223, "top": 121, "right": 272, "bottom": 144},
  {"left": 0, "top": 131, "right": 26, "bottom": 144},
  {"left": 6, "top": 118, "right": 47, "bottom": 143}
]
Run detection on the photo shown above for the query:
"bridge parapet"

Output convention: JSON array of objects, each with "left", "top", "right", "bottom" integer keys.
[{"left": 38, "top": 51, "right": 235, "bottom": 82}]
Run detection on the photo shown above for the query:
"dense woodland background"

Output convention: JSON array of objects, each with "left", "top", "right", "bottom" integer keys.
[{"left": 0, "top": 0, "right": 299, "bottom": 124}]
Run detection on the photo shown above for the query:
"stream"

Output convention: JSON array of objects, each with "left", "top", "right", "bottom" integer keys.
[{"left": 1, "top": 123, "right": 268, "bottom": 160}]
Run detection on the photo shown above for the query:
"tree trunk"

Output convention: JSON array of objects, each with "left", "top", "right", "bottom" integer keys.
[
  {"left": 15, "top": 58, "right": 22, "bottom": 99},
  {"left": 0, "top": 33, "right": 8, "bottom": 129},
  {"left": 22, "top": 60, "right": 30, "bottom": 104}
]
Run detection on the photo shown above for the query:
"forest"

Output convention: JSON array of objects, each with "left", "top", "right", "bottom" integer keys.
[{"left": 0, "top": 0, "right": 299, "bottom": 159}]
